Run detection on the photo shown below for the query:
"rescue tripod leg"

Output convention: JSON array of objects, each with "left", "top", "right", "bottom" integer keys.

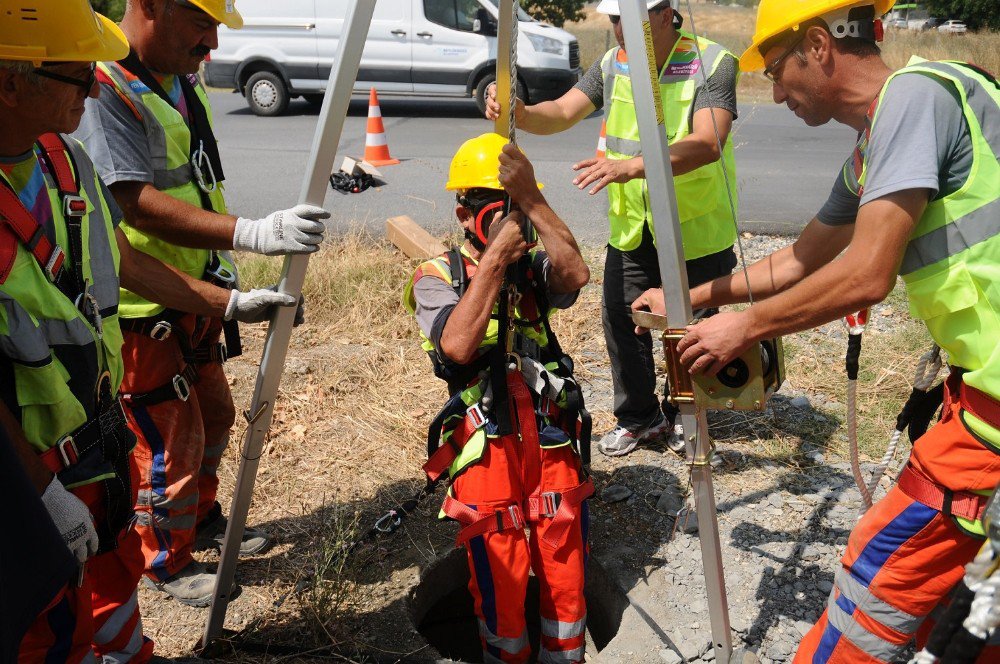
[
  {"left": 616, "top": 3, "right": 749, "bottom": 662},
  {"left": 198, "top": 0, "right": 379, "bottom": 653}
]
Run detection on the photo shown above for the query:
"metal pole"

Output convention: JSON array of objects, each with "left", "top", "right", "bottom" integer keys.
[
  {"left": 200, "top": 0, "right": 378, "bottom": 649},
  {"left": 616, "top": 2, "right": 733, "bottom": 661}
]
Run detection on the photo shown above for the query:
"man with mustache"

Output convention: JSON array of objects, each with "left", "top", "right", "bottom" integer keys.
[{"left": 75, "top": 0, "right": 329, "bottom": 607}]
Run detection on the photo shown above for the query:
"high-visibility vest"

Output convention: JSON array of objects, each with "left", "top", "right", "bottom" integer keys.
[
  {"left": 403, "top": 248, "right": 554, "bottom": 357},
  {"left": 600, "top": 30, "right": 738, "bottom": 258},
  {"left": 860, "top": 59, "right": 1000, "bottom": 447},
  {"left": 0, "top": 137, "right": 123, "bottom": 458},
  {"left": 96, "top": 61, "right": 229, "bottom": 319}
]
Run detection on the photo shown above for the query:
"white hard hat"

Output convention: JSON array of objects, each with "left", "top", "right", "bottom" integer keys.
[{"left": 596, "top": 0, "right": 677, "bottom": 15}]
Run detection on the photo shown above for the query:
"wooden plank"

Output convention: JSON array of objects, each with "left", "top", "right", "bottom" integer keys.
[{"left": 386, "top": 215, "right": 447, "bottom": 259}]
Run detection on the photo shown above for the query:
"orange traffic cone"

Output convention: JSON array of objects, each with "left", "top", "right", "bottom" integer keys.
[
  {"left": 595, "top": 119, "right": 607, "bottom": 159},
  {"left": 364, "top": 88, "right": 399, "bottom": 166}
]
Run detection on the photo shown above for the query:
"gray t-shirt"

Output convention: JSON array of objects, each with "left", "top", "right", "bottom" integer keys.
[
  {"left": 817, "top": 72, "right": 973, "bottom": 225},
  {"left": 413, "top": 251, "right": 577, "bottom": 364},
  {"left": 574, "top": 50, "right": 739, "bottom": 120},
  {"left": 73, "top": 76, "right": 189, "bottom": 186}
]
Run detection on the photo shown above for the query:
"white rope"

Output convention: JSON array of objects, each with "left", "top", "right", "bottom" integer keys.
[
  {"left": 847, "top": 376, "right": 874, "bottom": 511},
  {"left": 681, "top": 0, "right": 752, "bottom": 305},
  {"left": 963, "top": 546, "right": 1000, "bottom": 640}
]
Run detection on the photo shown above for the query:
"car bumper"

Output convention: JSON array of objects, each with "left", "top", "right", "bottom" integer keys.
[{"left": 204, "top": 62, "right": 238, "bottom": 90}]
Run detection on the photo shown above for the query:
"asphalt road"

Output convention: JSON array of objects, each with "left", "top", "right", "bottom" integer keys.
[{"left": 210, "top": 91, "right": 857, "bottom": 242}]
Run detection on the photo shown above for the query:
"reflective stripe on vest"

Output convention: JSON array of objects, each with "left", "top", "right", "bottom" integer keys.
[
  {"left": 864, "top": 59, "right": 1000, "bottom": 443},
  {"left": 97, "top": 61, "right": 227, "bottom": 319},
  {"left": 0, "top": 137, "right": 123, "bottom": 455},
  {"left": 600, "top": 31, "right": 738, "bottom": 257}
]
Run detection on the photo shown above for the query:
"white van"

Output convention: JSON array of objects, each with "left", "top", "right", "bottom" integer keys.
[{"left": 205, "top": 0, "right": 582, "bottom": 116}]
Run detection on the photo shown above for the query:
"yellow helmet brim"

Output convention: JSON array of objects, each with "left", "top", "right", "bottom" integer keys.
[
  {"left": 186, "top": 0, "right": 244, "bottom": 30},
  {"left": 93, "top": 13, "right": 130, "bottom": 63}
]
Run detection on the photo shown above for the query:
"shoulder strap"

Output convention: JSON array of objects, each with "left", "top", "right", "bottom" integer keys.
[
  {"left": 0, "top": 146, "right": 67, "bottom": 285},
  {"left": 118, "top": 50, "right": 226, "bottom": 199},
  {"left": 35, "top": 135, "right": 86, "bottom": 297},
  {"left": 446, "top": 247, "right": 468, "bottom": 296}
]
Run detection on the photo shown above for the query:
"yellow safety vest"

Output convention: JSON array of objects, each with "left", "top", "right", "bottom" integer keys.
[{"left": 600, "top": 30, "right": 738, "bottom": 257}]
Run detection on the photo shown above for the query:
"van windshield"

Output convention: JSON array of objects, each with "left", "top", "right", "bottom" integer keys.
[{"left": 483, "top": 0, "right": 536, "bottom": 22}]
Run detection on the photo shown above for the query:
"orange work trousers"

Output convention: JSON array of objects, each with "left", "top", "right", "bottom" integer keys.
[
  {"left": 122, "top": 315, "right": 236, "bottom": 580},
  {"left": 796, "top": 377, "right": 1000, "bottom": 663},
  {"left": 19, "top": 455, "right": 153, "bottom": 663},
  {"left": 450, "top": 373, "right": 589, "bottom": 664}
]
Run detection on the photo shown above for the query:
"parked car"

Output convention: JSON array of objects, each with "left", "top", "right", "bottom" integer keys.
[
  {"left": 938, "top": 20, "right": 968, "bottom": 34},
  {"left": 920, "top": 17, "right": 945, "bottom": 31},
  {"left": 205, "top": 0, "right": 583, "bottom": 116},
  {"left": 887, "top": 17, "right": 908, "bottom": 29}
]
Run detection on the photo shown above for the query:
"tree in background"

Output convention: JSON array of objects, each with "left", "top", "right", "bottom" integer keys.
[
  {"left": 521, "top": 0, "right": 586, "bottom": 27},
  {"left": 922, "top": 0, "right": 1000, "bottom": 30},
  {"left": 92, "top": 0, "right": 126, "bottom": 22}
]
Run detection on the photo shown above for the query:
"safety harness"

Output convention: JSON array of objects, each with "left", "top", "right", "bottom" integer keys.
[
  {"left": 107, "top": 52, "right": 242, "bottom": 407},
  {"left": 421, "top": 248, "right": 593, "bottom": 548},
  {"left": 0, "top": 135, "right": 134, "bottom": 553}
]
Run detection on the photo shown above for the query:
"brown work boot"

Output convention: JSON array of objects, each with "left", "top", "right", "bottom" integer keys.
[{"left": 194, "top": 502, "right": 271, "bottom": 556}]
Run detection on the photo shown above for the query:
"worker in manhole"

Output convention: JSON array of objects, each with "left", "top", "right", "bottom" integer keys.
[
  {"left": 636, "top": 0, "right": 1000, "bottom": 661},
  {"left": 405, "top": 133, "right": 593, "bottom": 663},
  {"left": 485, "top": 0, "right": 740, "bottom": 459},
  {"left": 72, "top": 0, "right": 328, "bottom": 608}
]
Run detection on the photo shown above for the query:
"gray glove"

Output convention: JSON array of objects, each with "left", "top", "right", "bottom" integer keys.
[
  {"left": 232, "top": 204, "right": 330, "bottom": 255},
  {"left": 41, "top": 477, "right": 99, "bottom": 565},
  {"left": 225, "top": 286, "right": 306, "bottom": 326}
]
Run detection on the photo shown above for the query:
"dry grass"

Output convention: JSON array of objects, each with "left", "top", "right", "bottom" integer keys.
[
  {"left": 563, "top": 2, "right": 1000, "bottom": 101},
  {"left": 141, "top": 235, "right": 934, "bottom": 659}
]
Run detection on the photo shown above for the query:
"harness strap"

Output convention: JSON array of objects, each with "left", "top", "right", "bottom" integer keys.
[
  {"left": 38, "top": 399, "right": 128, "bottom": 474},
  {"left": 896, "top": 464, "right": 989, "bottom": 522},
  {"left": 526, "top": 478, "right": 594, "bottom": 549},
  {"left": 121, "top": 363, "right": 200, "bottom": 408},
  {"left": 442, "top": 494, "right": 524, "bottom": 546},
  {"left": 0, "top": 171, "right": 65, "bottom": 285},
  {"left": 960, "top": 381, "right": 1000, "bottom": 431}
]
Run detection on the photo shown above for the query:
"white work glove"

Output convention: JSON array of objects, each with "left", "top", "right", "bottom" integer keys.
[
  {"left": 41, "top": 477, "right": 99, "bottom": 565},
  {"left": 232, "top": 204, "right": 330, "bottom": 256},
  {"left": 225, "top": 286, "right": 306, "bottom": 326}
]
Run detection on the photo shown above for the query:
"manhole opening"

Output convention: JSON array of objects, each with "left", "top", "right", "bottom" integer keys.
[{"left": 410, "top": 549, "right": 628, "bottom": 662}]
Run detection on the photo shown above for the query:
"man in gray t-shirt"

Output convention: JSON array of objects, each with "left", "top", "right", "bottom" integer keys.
[
  {"left": 484, "top": 0, "right": 741, "bottom": 458},
  {"left": 634, "top": 2, "right": 1000, "bottom": 661}
]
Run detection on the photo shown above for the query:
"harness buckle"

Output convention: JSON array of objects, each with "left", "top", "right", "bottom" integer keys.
[
  {"left": 62, "top": 195, "right": 87, "bottom": 218},
  {"left": 205, "top": 257, "right": 236, "bottom": 288},
  {"left": 374, "top": 510, "right": 402, "bottom": 534},
  {"left": 540, "top": 491, "right": 561, "bottom": 518},
  {"left": 172, "top": 374, "right": 191, "bottom": 402},
  {"left": 57, "top": 434, "right": 79, "bottom": 469},
  {"left": 467, "top": 403, "right": 486, "bottom": 429},
  {"left": 74, "top": 285, "right": 103, "bottom": 340},
  {"left": 150, "top": 321, "right": 173, "bottom": 341},
  {"left": 44, "top": 245, "right": 65, "bottom": 282},
  {"left": 508, "top": 504, "right": 523, "bottom": 529}
]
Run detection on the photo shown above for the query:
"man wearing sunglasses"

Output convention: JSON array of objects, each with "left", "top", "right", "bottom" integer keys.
[
  {"left": 73, "top": 0, "right": 330, "bottom": 607},
  {"left": 1, "top": 1, "right": 304, "bottom": 660},
  {"left": 636, "top": 0, "right": 1000, "bottom": 660},
  {"left": 486, "top": 0, "right": 740, "bottom": 459},
  {"left": 405, "top": 133, "right": 591, "bottom": 663}
]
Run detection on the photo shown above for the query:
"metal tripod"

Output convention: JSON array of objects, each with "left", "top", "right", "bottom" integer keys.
[{"left": 199, "top": 0, "right": 378, "bottom": 652}]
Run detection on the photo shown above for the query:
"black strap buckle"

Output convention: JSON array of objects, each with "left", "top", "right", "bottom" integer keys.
[
  {"left": 57, "top": 434, "right": 79, "bottom": 469},
  {"left": 172, "top": 374, "right": 191, "bottom": 402}
]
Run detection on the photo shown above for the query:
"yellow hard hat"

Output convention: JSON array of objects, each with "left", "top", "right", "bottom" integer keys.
[
  {"left": 445, "top": 132, "right": 543, "bottom": 191},
  {"left": 740, "top": 0, "right": 895, "bottom": 72},
  {"left": 179, "top": 0, "right": 244, "bottom": 30},
  {"left": 0, "top": 0, "right": 128, "bottom": 65}
]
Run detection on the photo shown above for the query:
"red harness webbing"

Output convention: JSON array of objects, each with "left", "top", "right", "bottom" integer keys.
[
  {"left": 0, "top": 134, "right": 80, "bottom": 284},
  {"left": 896, "top": 464, "right": 989, "bottom": 522},
  {"left": 960, "top": 381, "right": 1000, "bottom": 431}
]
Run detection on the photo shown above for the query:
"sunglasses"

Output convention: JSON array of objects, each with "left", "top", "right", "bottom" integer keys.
[
  {"left": 33, "top": 62, "right": 98, "bottom": 92},
  {"left": 762, "top": 35, "right": 805, "bottom": 83}
]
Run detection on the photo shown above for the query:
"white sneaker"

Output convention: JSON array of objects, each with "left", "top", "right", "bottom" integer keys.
[
  {"left": 598, "top": 413, "right": 669, "bottom": 457},
  {"left": 665, "top": 423, "right": 686, "bottom": 453}
]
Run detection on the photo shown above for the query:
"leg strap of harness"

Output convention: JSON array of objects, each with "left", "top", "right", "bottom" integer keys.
[
  {"left": 442, "top": 494, "right": 524, "bottom": 547},
  {"left": 122, "top": 363, "right": 200, "bottom": 408},
  {"left": 39, "top": 400, "right": 128, "bottom": 474},
  {"left": 896, "top": 463, "right": 989, "bottom": 522},
  {"left": 527, "top": 478, "right": 594, "bottom": 550}
]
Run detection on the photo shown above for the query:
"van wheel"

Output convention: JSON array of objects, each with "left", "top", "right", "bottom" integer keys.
[
  {"left": 303, "top": 94, "right": 324, "bottom": 106},
  {"left": 245, "top": 71, "right": 289, "bottom": 116},
  {"left": 475, "top": 74, "right": 526, "bottom": 117}
]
